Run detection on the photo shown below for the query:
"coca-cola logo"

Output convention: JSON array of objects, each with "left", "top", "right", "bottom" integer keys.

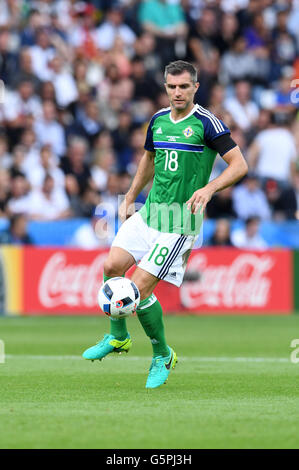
[
  {"left": 181, "top": 253, "right": 274, "bottom": 308},
  {"left": 38, "top": 252, "right": 106, "bottom": 308}
]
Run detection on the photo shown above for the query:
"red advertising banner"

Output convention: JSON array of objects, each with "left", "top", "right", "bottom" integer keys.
[
  {"left": 173, "top": 248, "right": 292, "bottom": 314},
  {"left": 24, "top": 247, "right": 108, "bottom": 314},
  {"left": 23, "top": 247, "right": 293, "bottom": 315}
]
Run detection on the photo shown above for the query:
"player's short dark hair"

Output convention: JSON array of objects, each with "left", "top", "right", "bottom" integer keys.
[{"left": 164, "top": 61, "right": 198, "bottom": 84}]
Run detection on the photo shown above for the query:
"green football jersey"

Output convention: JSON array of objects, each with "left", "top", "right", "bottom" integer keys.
[{"left": 139, "top": 103, "right": 230, "bottom": 235}]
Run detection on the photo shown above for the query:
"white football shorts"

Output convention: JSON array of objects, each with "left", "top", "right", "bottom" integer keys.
[{"left": 112, "top": 212, "right": 198, "bottom": 287}]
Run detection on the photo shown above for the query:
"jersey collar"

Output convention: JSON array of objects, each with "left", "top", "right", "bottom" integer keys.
[{"left": 169, "top": 104, "right": 198, "bottom": 124}]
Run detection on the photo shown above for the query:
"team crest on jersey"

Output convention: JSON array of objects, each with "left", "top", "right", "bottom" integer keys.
[{"left": 183, "top": 126, "right": 193, "bottom": 138}]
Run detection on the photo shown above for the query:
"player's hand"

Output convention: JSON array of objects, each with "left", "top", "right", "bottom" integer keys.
[
  {"left": 186, "top": 185, "right": 215, "bottom": 214},
  {"left": 118, "top": 196, "right": 136, "bottom": 222}
]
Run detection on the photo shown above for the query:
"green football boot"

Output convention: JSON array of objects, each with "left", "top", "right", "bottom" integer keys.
[
  {"left": 145, "top": 346, "right": 177, "bottom": 389},
  {"left": 82, "top": 334, "right": 132, "bottom": 361}
]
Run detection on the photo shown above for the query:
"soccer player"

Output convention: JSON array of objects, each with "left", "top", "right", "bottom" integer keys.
[{"left": 82, "top": 61, "right": 248, "bottom": 388}]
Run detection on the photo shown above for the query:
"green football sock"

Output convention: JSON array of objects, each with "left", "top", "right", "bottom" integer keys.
[
  {"left": 137, "top": 294, "right": 169, "bottom": 357},
  {"left": 103, "top": 273, "right": 128, "bottom": 341}
]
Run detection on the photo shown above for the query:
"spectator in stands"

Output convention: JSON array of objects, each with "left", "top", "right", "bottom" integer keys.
[
  {"left": 117, "top": 170, "right": 146, "bottom": 206},
  {"left": 213, "top": 13, "right": 239, "bottom": 57},
  {"left": 38, "top": 80, "right": 57, "bottom": 103},
  {"left": 247, "top": 112, "right": 297, "bottom": 186},
  {"left": 125, "top": 126, "right": 147, "bottom": 175},
  {"left": 111, "top": 109, "right": 133, "bottom": 157},
  {"left": 66, "top": 99, "right": 103, "bottom": 148},
  {"left": 27, "top": 173, "right": 71, "bottom": 221},
  {"left": 207, "top": 187, "right": 236, "bottom": 219},
  {"left": 133, "top": 32, "right": 161, "bottom": 78},
  {"left": 48, "top": 54, "right": 79, "bottom": 109},
  {"left": 25, "top": 144, "right": 65, "bottom": 190},
  {"left": 96, "top": 5, "right": 136, "bottom": 53},
  {"left": 91, "top": 148, "right": 116, "bottom": 193},
  {"left": 246, "top": 108, "right": 272, "bottom": 145},
  {"left": 187, "top": 9, "right": 220, "bottom": 106},
  {"left": 0, "top": 26, "right": 18, "bottom": 85},
  {"left": 3, "top": 79, "right": 42, "bottom": 138},
  {"left": 187, "top": 7, "right": 218, "bottom": 65},
  {"left": 13, "top": 47, "right": 41, "bottom": 91},
  {"left": 230, "top": 124, "right": 247, "bottom": 153},
  {"left": 7, "top": 174, "right": 31, "bottom": 216},
  {"left": 130, "top": 56, "right": 161, "bottom": 101},
  {"left": 271, "top": 9, "right": 297, "bottom": 70},
  {"left": 60, "top": 136, "right": 92, "bottom": 197},
  {"left": 70, "top": 214, "right": 115, "bottom": 249},
  {"left": 265, "top": 178, "right": 297, "bottom": 221},
  {"left": 20, "top": 9, "right": 43, "bottom": 47},
  {"left": 273, "top": 67, "right": 299, "bottom": 114},
  {"left": 17, "top": 128, "right": 40, "bottom": 174},
  {"left": 232, "top": 172, "right": 271, "bottom": 220},
  {"left": 98, "top": 62, "right": 135, "bottom": 118},
  {"left": 92, "top": 130, "right": 115, "bottom": 164},
  {"left": 138, "top": 0, "right": 187, "bottom": 65},
  {"left": 49, "top": 12, "right": 69, "bottom": 44},
  {"left": 9, "top": 144, "right": 27, "bottom": 177},
  {"left": 241, "top": 14, "right": 272, "bottom": 89},
  {"left": 0, "top": 213, "right": 33, "bottom": 245},
  {"left": 67, "top": 2, "right": 98, "bottom": 59},
  {"left": 107, "top": 36, "right": 133, "bottom": 79},
  {"left": 0, "top": 134, "right": 11, "bottom": 169},
  {"left": 97, "top": 62, "right": 120, "bottom": 105},
  {"left": 219, "top": 35, "right": 258, "bottom": 86},
  {"left": 209, "top": 219, "right": 233, "bottom": 246},
  {"left": 69, "top": 182, "right": 101, "bottom": 218},
  {"left": 224, "top": 80, "right": 259, "bottom": 132},
  {"left": 130, "top": 95, "right": 156, "bottom": 125},
  {"left": 231, "top": 216, "right": 268, "bottom": 249},
  {"left": 72, "top": 58, "right": 96, "bottom": 103},
  {"left": 243, "top": 12, "right": 270, "bottom": 52},
  {"left": 208, "top": 83, "right": 227, "bottom": 119},
  {"left": 236, "top": 0, "right": 265, "bottom": 32},
  {"left": 100, "top": 172, "right": 121, "bottom": 218},
  {"left": 34, "top": 100, "right": 66, "bottom": 157},
  {"left": 260, "top": 67, "right": 298, "bottom": 114},
  {"left": 28, "top": 27, "right": 56, "bottom": 81},
  {"left": 0, "top": 168, "right": 10, "bottom": 217}
]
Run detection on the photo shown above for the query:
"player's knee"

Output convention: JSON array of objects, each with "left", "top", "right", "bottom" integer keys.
[{"left": 103, "top": 259, "right": 124, "bottom": 278}]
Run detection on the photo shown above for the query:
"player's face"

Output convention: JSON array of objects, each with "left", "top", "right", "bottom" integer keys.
[{"left": 165, "top": 72, "right": 199, "bottom": 113}]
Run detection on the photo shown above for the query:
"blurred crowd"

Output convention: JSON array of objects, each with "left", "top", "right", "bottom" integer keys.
[{"left": 0, "top": 0, "right": 298, "bottom": 249}]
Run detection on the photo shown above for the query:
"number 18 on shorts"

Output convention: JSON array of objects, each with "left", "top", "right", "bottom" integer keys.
[{"left": 112, "top": 212, "right": 197, "bottom": 287}]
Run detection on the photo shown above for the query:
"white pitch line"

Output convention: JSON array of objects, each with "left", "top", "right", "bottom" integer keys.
[{"left": 5, "top": 355, "right": 290, "bottom": 363}]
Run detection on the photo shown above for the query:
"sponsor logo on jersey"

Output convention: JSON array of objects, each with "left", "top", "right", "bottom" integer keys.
[
  {"left": 166, "top": 135, "right": 181, "bottom": 142},
  {"left": 183, "top": 126, "right": 194, "bottom": 138},
  {"left": 156, "top": 127, "right": 163, "bottom": 134}
]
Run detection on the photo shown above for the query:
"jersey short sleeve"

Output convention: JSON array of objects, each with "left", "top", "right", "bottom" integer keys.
[
  {"left": 144, "top": 117, "right": 155, "bottom": 152},
  {"left": 194, "top": 105, "right": 230, "bottom": 147}
]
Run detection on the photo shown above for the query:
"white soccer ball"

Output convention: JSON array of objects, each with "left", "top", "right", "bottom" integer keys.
[{"left": 98, "top": 277, "right": 140, "bottom": 318}]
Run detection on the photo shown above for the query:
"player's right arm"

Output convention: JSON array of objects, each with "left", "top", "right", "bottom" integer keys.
[{"left": 119, "top": 150, "right": 155, "bottom": 221}]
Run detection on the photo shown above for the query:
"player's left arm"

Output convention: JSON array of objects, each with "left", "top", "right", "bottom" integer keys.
[{"left": 187, "top": 140, "right": 248, "bottom": 215}]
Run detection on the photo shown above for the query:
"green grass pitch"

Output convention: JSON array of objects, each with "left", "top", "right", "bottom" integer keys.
[{"left": 1, "top": 314, "right": 299, "bottom": 449}]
